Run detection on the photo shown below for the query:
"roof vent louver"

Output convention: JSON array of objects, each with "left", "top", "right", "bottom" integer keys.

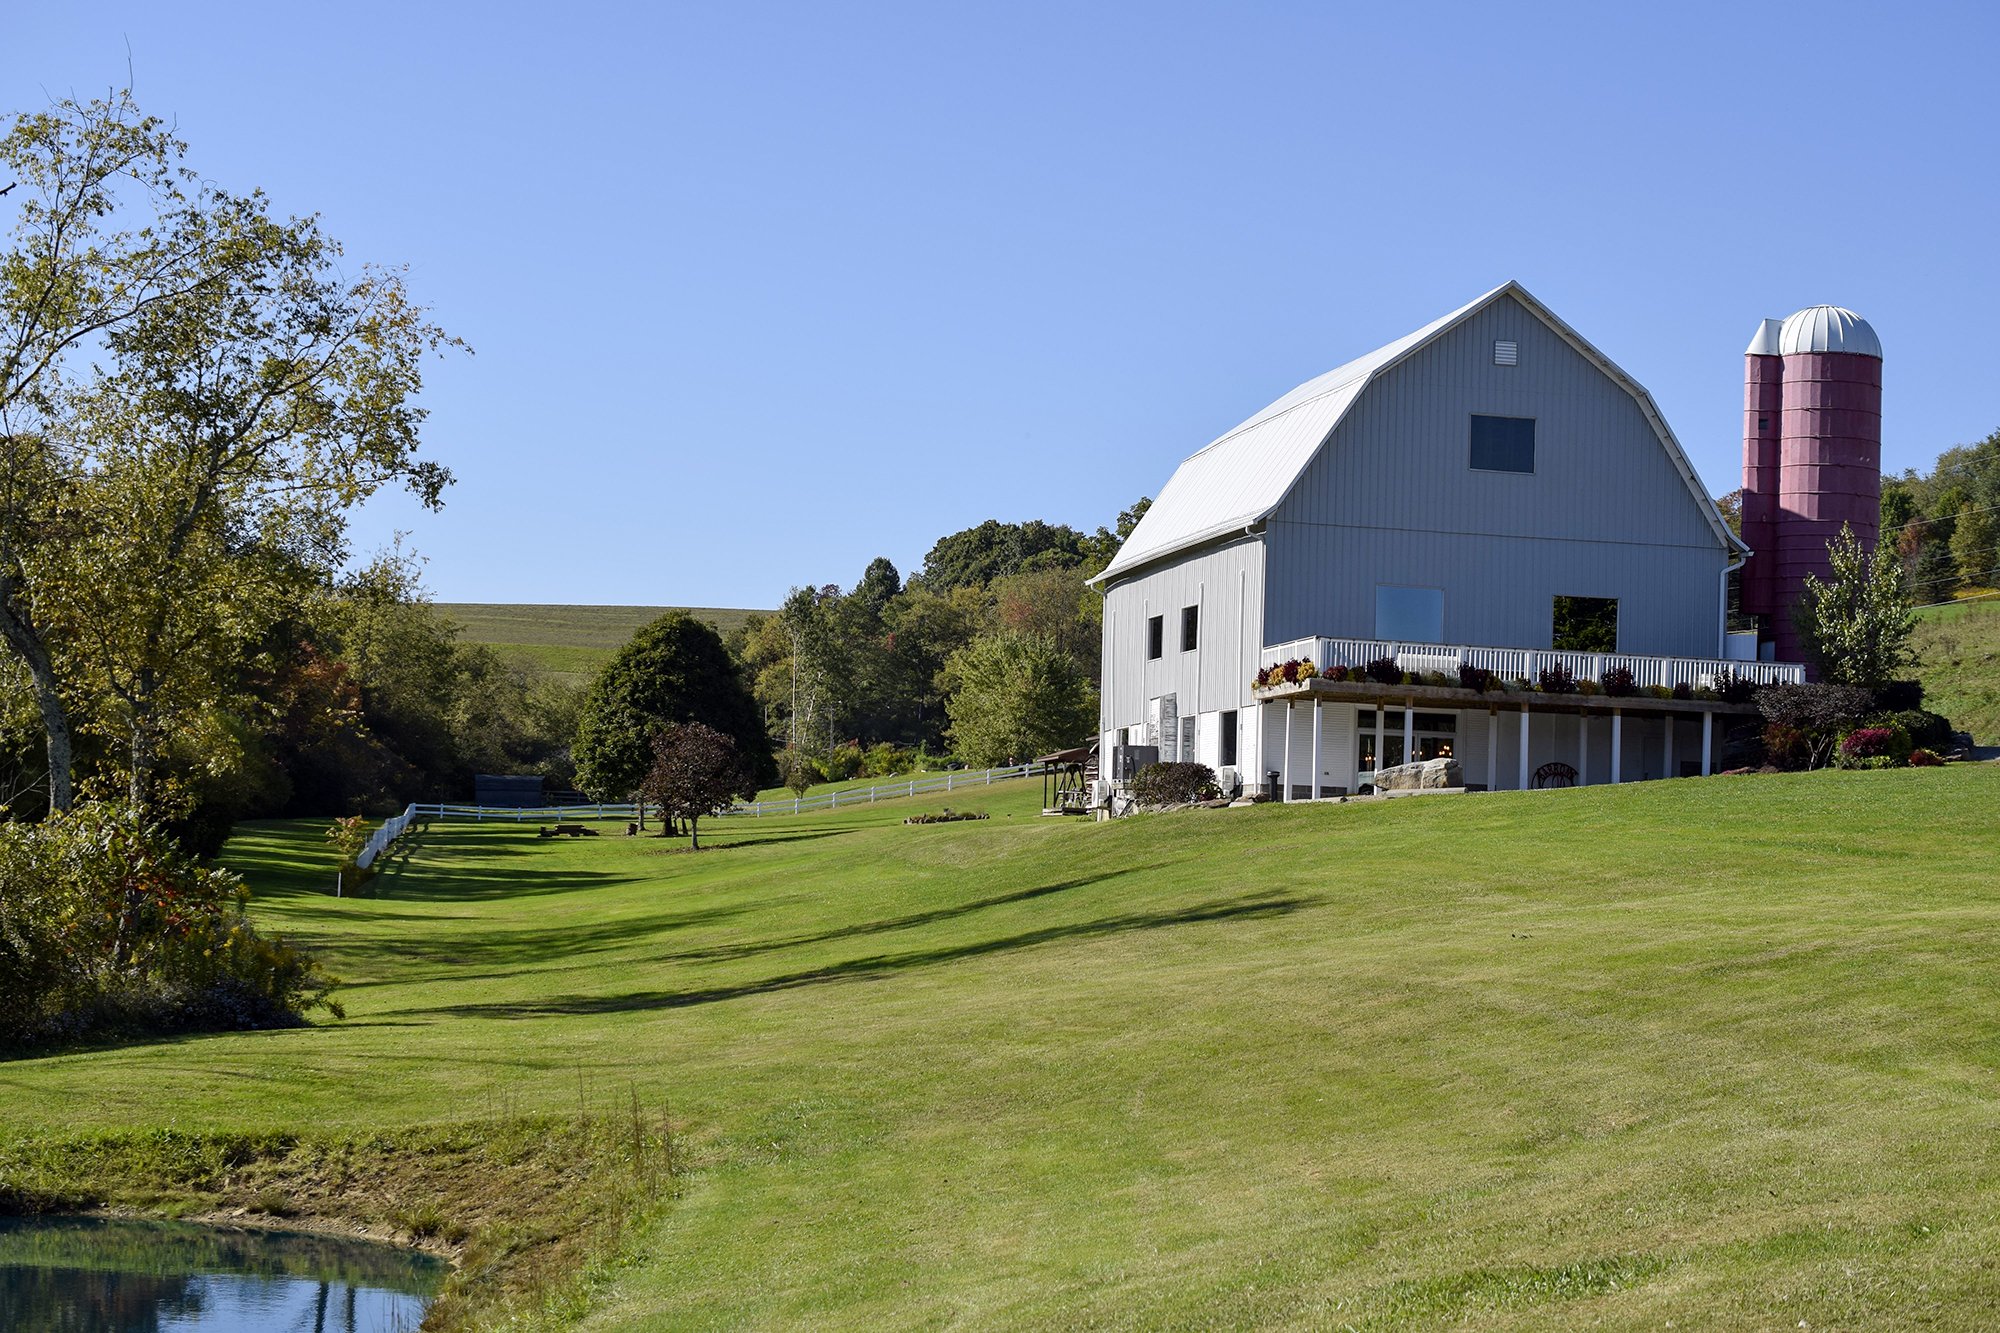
[{"left": 1493, "top": 340, "right": 1518, "bottom": 366}]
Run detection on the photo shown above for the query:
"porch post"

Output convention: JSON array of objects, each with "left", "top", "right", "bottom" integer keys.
[
  {"left": 1611, "top": 709, "right": 1623, "bottom": 784},
  {"left": 1701, "top": 710, "right": 1714, "bottom": 776},
  {"left": 1486, "top": 708, "right": 1498, "bottom": 792},
  {"left": 1518, "top": 707, "right": 1531, "bottom": 790},
  {"left": 1664, "top": 714, "right": 1675, "bottom": 779},
  {"left": 1311, "top": 699, "right": 1323, "bottom": 801},
  {"left": 1374, "top": 707, "right": 1386, "bottom": 784},
  {"left": 1578, "top": 713, "right": 1590, "bottom": 787},
  {"left": 1282, "top": 700, "right": 1294, "bottom": 801},
  {"left": 1402, "top": 698, "right": 1414, "bottom": 766}
]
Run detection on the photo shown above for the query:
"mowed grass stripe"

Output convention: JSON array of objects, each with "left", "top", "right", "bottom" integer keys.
[{"left": 6, "top": 768, "right": 1999, "bottom": 1329}]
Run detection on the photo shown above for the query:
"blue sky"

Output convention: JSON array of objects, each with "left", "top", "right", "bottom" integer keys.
[{"left": 12, "top": 3, "right": 1997, "bottom": 607}]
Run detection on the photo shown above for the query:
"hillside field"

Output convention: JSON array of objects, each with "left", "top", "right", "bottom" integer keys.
[
  {"left": 1914, "top": 597, "right": 2000, "bottom": 744},
  {"left": 5, "top": 766, "right": 2000, "bottom": 1329},
  {"left": 439, "top": 603, "right": 768, "bottom": 685}
]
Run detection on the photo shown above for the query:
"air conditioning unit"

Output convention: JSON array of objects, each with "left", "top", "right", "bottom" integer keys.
[{"left": 1214, "top": 766, "right": 1242, "bottom": 798}]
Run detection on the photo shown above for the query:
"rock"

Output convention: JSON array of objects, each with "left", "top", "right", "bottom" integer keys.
[{"left": 1372, "top": 757, "right": 1462, "bottom": 790}]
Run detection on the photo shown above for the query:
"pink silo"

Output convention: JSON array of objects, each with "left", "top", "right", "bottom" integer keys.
[
  {"left": 1739, "top": 319, "right": 1784, "bottom": 621},
  {"left": 1737, "top": 305, "right": 1883, "bottom": 668}
]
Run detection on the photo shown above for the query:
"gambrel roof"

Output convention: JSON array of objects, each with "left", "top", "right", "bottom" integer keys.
[{"left": 1095, "top": 281, "right": 1746, "bottom": 583}]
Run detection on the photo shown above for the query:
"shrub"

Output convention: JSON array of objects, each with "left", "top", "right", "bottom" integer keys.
[
  {"left": 904, "top": 810, "right": 989, "bottom": 824},
  {"left": 1873, "top": 709, "right": 1953, "bottom": 753},
  {"left": 1457, "top": 664, "right": 1495, "bottom": 693},
  {"left": 1711, "top": 668, "right": 1755, "bottom": 705},
  {"left": 1762, "top": 723, "right": 1814, "bottom": 771},
  {"left": 1130, "top": 762, "right": 1221, "bottom": 806},
  {"left": 0, "top": 803, "right": 339, "bottom": 1051},
  {"left": 1538, "top": 665, "right": 1577, "bottom": 694},
  {"left": 1756, "top": 683, "right": 1876, "bottom": 734},
  {"left": 1671, "top": 681, "right": 1694, "bottom": 701},
  {"left": 1643, "top": 684, "right": 1674, "bottom": 700},
  {"left": 1323, "top": 664, "right": 1350, "bottom": 682},
  {"left": 1421, "top": 670, "right": 1452, "bottom": 688},
  {"left": 1364, "top": 656, "right": 1402, "bottom": 686},
  {"left": 1908, "top": 748, "right": 1945, "bottom": 767},
  {"left": 1252, "top": 666, "right": 1272, "bottom": 689},
  {"left": 1838, "top": 725, "right": 1912, "bottom": 767},
  {"left": 820, "top": 744, "right": 865, "bottom": 782},
  {"left": 1601, "top": 667, "right": 1638, "bottom": 697},
  {"left": 1576, "top": 678, "right": 1601, "bottom": 696},
  {"left": 1875, "top": 680, "right": 1925, "bottom": 711}
]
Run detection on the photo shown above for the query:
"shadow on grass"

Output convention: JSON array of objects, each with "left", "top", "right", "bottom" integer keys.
[
  {"left": 655, "top": 867, "right": 1174, "bottom": 965},
  {"left": 413, "top": 891, "right": 1312, "bottom": 1019}
]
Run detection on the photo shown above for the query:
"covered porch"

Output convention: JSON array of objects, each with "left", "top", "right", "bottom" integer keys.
[{"left": 1246, "top": 637, "right": 1796, "bottom": 799}]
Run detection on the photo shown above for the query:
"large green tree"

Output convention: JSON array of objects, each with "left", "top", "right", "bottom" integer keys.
[
  {"left": 0, "top": 89, "right": 456, "bottom": 812},
  {"left": 575, "top": 612, "right": 773, "bottom": 798},
  {"left": 940, "top": 631, "right": 1096, "bottom": 767}
]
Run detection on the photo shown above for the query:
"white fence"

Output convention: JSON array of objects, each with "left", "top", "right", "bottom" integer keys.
[
  {"left": 1262, "top": 637, "right": 1806, "bottom": 691},
  {"left": 354, "top": 803, "right": 420, "bottom": 870},
  {"left": 401, "top": 763, "right": 1039, "bottom": 824}
]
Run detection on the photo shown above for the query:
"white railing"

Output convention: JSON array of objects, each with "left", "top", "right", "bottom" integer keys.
[
  {"left": 403, "top": 763, "right": 1040, "bottom": 823},
  {"left": 1261, "top": 636, "right": 1806, "bottom": 690}
]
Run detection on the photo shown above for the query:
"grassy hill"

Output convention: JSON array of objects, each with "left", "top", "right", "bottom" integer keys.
[
  {"left": 6, "top": 767, "right": 2000, "bottom": 1328},
  {"left": 439, "top": 603, "right": 768, "bottom": 686},
  {"left": 1913, "top": 597, "right": 2000, "bottom": 743}
]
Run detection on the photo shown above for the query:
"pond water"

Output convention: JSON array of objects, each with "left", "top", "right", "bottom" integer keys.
[{"left": 0, "top": 1215, "right": 445, "bottom": 1331}]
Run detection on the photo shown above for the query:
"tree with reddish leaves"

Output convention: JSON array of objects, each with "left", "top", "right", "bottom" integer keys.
[{"left": 641, "top": 722, "right": 755, "bottom": 850}]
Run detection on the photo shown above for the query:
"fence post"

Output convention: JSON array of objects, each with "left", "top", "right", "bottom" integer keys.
[{"left": 946, "top": 772, "right": 954, "bottom": 793}]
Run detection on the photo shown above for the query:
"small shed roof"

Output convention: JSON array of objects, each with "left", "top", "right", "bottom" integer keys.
[{"left": 1094, "top": 281, "right": 1745, "bottom": 583}]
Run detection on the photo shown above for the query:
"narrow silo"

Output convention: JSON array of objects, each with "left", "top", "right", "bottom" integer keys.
[{"left": 1739, "top": 318, "right": 1785, "bottom": 621}]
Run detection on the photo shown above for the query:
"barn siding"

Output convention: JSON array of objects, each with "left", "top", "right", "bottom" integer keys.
[
  {"left": 1099, "top": 535, "right": 1266, "bottom": 740},
  {"left": 1263, "top": 296, "right": 1730, "bottom": 657}
]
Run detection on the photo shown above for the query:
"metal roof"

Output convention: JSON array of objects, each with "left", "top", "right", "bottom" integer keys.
[
  {"left": 1777, "top": 305, "right": 1881, "bottom": 359},
  {"left": 1095, "top": 282, "right": 1745, "bottom": 583},
  {"left": 1745, "top": 318, "right": 1784, "bottom": 356}
]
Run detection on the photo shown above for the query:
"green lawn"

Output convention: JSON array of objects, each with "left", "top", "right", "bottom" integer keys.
[
  {"left": 1913, "top": 598, "right": 2000, "bottom": 743},
  {"left": 438, "top": 603, "right": 768, "bottom": 685},
  {"left": 6, "top": 767, "right": 2000, "bottom": 1328}
]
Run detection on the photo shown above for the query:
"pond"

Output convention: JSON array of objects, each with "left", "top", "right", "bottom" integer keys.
[{"left": 0, "top": 1214, "right": 446, "bottom": 1331}]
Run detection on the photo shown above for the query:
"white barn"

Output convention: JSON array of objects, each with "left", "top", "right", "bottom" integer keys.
[{"left": 1092, "top": 282, "right": 1804, "bottom": 798}]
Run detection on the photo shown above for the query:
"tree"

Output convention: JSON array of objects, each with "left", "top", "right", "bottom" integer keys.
[
  {"left": 778, "top": 747, "right": 816, "bottom": 799},
  {"left": 641, "top": 722, "right": 754, "bottom": 850},
  {"left": 574, "top": 612, "right": 772, "bottom": 799},
  {"left": 0, "top": 90, "right": 457, "bottom": 812},
  {"left": 1950, "top": 504, "right": 1995, "bottom": 591},
  {"left": 941, "top": 631, "right": 1097, "bottom": 767},
  {"left": 988, "top": 565, "right": 1101, "bottom": 677},
  {"left": 915, "top": 519, "right": 1093, "bottom": 591},
  {"left": 1795, "top": 523, "right": 1915, "bottom": 688}
]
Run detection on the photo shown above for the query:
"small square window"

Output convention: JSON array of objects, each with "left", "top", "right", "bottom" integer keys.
[
  {"left": 1146, "top": 615, "right": 1163, "bottom": 660},
  {"left": 1757, "top": 416, "right": 1769, "bottom": 431},
  {"left": 1470, "top": 415, "right": 1535, "bottom": 473},
  {"left": 1180, "top": 605, "right": 1199, "bottom": 652}
]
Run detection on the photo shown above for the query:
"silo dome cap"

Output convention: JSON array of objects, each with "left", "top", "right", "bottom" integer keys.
[{"left": 1778, "top": 305, "right": 1882, "bottom": 358}]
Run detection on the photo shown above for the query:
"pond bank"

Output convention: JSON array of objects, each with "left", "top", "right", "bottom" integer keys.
[{"left": 0, "top": 1111, "right": 678, "bottom": 1330}]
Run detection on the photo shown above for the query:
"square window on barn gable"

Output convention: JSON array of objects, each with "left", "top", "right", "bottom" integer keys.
[{"left": 1470, "top": 414, "right": 1535, "bottom": 473}]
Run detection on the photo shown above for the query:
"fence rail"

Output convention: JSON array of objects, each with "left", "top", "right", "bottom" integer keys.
[
  {"left": 400, "top": 763, "right": 1039, "bottom": 824},
  {"left": 354, "top": 803, "right": 420, "bottom": 870},
  {"left": 1262, "top": 637, "right": 1806, "bottom": 691}
]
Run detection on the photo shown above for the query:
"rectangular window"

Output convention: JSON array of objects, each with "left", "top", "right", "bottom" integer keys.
[
  {"left": 1375, "top": 586, "right": 1444, "bottom": 643},
  {"left": 1146, "top": 614, "right": 1163, "bottom": 660},
  {"left": 1552, "top": 595, "right": 1619, "bottom": 652},
  {"left": 1181, "top": 604, "right": 1199, "bottom": 652},
  {"left": 1220, "top": 710, "right": 1238, "bottom": 768},
  {"left": 1470, "top": 414, "right": 1535, "bottom": 473}
]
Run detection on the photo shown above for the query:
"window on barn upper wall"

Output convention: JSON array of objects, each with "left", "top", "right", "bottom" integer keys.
[
  {"left": 1181, "top": 605, "right": 1198, "bottom": 651},
  {"left": 1552, "top": 595, "right": 1619, "bottom": 652},
  {"left": 1470, "top": 414, "right": 1535, "bottom": 473},
  {"left": 1146, "top": 615, "right": 1163, "bottom": 660},
  {"left": 1375, "top": 586, "right": 1443, "bottom": 644}
]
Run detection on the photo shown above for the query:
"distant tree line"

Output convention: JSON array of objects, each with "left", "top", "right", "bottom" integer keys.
[{"left": 1879, "top": 426, "right": 2000, "bottom": 604}]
